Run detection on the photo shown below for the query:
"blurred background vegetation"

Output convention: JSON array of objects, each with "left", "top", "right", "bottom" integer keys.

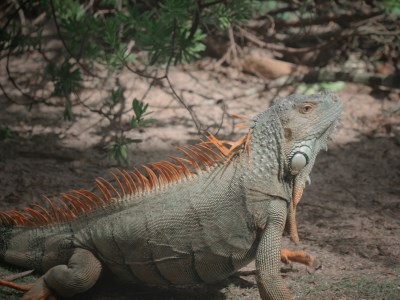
[{"left": 1, "top": 0, "right": 399, "bottom": 164}]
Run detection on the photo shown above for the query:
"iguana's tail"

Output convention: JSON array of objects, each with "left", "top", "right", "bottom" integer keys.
[{"left": 0, "top": 224, "right": 73, "bottom": 273}]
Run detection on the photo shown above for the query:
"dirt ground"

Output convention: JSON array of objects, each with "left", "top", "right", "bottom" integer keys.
[{"left": 0, "top": 57, "right": 399, "bottom": 299}]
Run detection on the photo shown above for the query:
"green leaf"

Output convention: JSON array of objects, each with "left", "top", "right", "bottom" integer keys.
[
  {"left": 132, "top": 98, "right": 147, "bottom": 119},
  {"left": 131, "top": 118, "right": 139, "bottom": 128},
  {"left": 139, "top": 118, "right": 157, "bottom": 126},
  {"left": 63, "top": 98, "right": 73, "bottom": 121},
  {"left": 108, "top": 135, "right": 142, "bottom": 166},
  {"left": 46, "top": 62, "right": 82, "bottom": 97},
  {"left": 382, "top": 0, "right": 400, "bottom": 14},
  {"left": 0, "top": 128, "right": 15, "bottom": 140},
  {"left": 53, "top": 0, "right": 86, "bottom": 21},
  {"left": 119, "top": 144, "right": 128, "bottom": 163},
  {"left": 63, "top": 104, "right": 73, "bottom": 121},
  {"left": 110, "top": 88, "right": 124, "bottom": 105},
  {"left": 296, "top": 81, "right": 345, "bottom": 95},
  {"left": 131, "top": 99, "right": 157, "bottom": 128}
]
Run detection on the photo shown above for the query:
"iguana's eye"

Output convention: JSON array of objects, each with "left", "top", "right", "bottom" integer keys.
[{"left": 299, "top": 103, "right": 315, "bottom": 114}]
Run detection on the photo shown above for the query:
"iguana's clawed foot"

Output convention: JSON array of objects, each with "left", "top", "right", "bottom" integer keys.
[
  {"left": 280, "top": 248, "right": 319, "bottom": 269},
  {"left": 0, "top": 277, "right": 56, "bottom": 300},
  {"left": 21, "top": 278, "right": 57, "bottom": 300},
  {"left": 0, "top": 278, "right": 32, "bottom": 291}
]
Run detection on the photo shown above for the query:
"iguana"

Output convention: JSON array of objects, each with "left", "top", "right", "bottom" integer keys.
[{"left": 0, "top": 90, "right": 342, "bottom": 300}]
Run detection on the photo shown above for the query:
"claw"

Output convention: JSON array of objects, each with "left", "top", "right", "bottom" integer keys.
[
  {"left": 307, "top": 257, "right": 322, "bottom": 274},
  {"left": 21, "top": 278, "right": 57, "bottom": 300},
  {"left": 1, "top": 270, "right": 34, "bottom": 281},
  {"left": 280, "top": 248, "right": 317, "bottom": 268},
  {"left": 0, "top": 276, "right": 57, "bottom": 300},
  {"left": 0, "top": 278, "right": 32, "bottom": 291}
]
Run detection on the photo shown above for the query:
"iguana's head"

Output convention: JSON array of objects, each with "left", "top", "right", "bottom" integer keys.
[
  {"left": 277, "top": 90, "right": 342, "bottom": 186},
  {"left": 250, "top": 90, "right": 342, "bottom": 189}
]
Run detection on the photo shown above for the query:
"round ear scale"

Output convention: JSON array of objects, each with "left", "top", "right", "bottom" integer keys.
[
  {"left": 289, "top": 145, "right": 312, "bottom": 175},
  {"left": 290, "top": 152, "right": 308, "bottom": 175}
]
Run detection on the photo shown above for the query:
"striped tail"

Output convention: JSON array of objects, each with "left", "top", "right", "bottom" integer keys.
[{"left": 0, "top": 224, "right": 74, "bottom": 273}]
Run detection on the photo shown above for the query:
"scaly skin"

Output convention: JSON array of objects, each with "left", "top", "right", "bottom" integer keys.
[{"left": 0, "top": 90, "right": 342, "bottom": 299}]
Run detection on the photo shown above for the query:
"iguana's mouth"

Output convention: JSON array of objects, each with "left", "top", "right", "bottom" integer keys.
[
  {"left": 322, "top": 114, "right": 341, "bottom": 142},
  {"left": 289, "top": 115, "right": 340, "bottom": 176},
  {"left": 317, "top": 101, "right": 342, "bottom": 148}
]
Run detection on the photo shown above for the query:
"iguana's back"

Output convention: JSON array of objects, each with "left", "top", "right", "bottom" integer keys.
[
  {"left": 75, "top": 160, "right": 258, "bottom": 285},
  {"left": 2, "top": 158, "right": 258, "bottom": 286}
]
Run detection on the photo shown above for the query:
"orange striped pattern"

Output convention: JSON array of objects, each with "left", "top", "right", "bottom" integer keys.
[{"left": 0, "top": 132, "right": 252, "bottom": 227}]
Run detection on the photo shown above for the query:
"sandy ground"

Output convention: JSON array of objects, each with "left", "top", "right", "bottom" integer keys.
[{"left": 0, "top": 57, "right": 399, "bottom": 299}]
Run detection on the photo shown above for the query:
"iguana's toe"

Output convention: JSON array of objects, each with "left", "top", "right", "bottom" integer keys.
[
  {"left": 280, "top": 248, "right": 318, "bottom": 268},
  {"left": 306, "top": 256, "right": 322, "bottom": 274},
  {"left": 21, "top": 277, "right": 57, "bottom": 300},
  {"left": 0, "top": 278, "right": 32, "bottom": 292}
]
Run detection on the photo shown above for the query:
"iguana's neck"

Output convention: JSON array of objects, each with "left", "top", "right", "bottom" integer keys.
[{"left": 243, "top": 108, "right": 291, "bottom": 203}]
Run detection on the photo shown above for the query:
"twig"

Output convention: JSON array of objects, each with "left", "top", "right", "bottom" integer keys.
[
  {"left": 124, "top": 62, "right": 166, "bottom": 80},
  {"left": 164, "top": 18, "right": 178, "bottom": 76},
  {"left": 266, "top": 71, "right": 400, "bottom": 89},
  {"left": 1, "top": 0, "right": 30, "bottom": 32},
  {"left": 255, "top": 4, "right": 298, "bottom": 18},
  {"left": 5, "top": 40, "right": 53, "bottom": 107},
  {"left": 139, "top": 78, "right": 157, "bottom": 102},
  {"left": 83, "top": 0, "right": 94, "bottom": 12},
  {"left": 165, "top": 76, "right": 202, "bottom": 132},
  {"left": 237, "top": 26, "right": 340, "bottom": 54},
  {"left": 164, "top": 19, "right": 202, "bottom": 131},
  {"left": 1, "top": 270, "right": 34, "bottom": 281},
  {"left": 11, "top": 0, "right": 27, "bottom": 35},
  {"left": 74, "top": 92, "right": 113, "bottom": 123},
  {"left": 32, "top": 12, "right": 46, "bottom": 26},
  {"left": 215, "top": 27, "right": 243, "bottom": 67},
  {"left": 272, "top": 10, "right": 382, "bottom": 28},
  {"left": 199, "top": 0, "right": 226, "bottom": 9},
  {"left": 214, "top": 99, "right": 227, "bottom": 136},
  {"left": 49, "top": 0, "right": 98, "bottom": 78},
  {"left": 188, "top": 0, "right": 201, "bottom": 41}
]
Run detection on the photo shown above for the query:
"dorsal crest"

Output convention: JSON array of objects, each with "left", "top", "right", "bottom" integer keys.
[{"left": 0, "top": 131, "right": 252, "bottom": 227}]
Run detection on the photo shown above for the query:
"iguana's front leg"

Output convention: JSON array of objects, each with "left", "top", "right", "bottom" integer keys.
[
  {"left": 287, "top": 185, "right": 304, "bottom": 243},
  {"left": 22, "top": 248, "right": 102, "bottom": 299},
  {"left": 256, "top": 199, "right": 291, "bottom": 300}
]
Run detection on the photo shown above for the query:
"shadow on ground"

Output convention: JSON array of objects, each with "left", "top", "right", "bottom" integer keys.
[{"left": 299, "top": 134, "right": 400, "bottom": 268}]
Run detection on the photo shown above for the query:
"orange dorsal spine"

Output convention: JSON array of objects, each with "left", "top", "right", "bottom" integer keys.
[{"left": 0, "top": 132, "right": 252, "bottom": 227}]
